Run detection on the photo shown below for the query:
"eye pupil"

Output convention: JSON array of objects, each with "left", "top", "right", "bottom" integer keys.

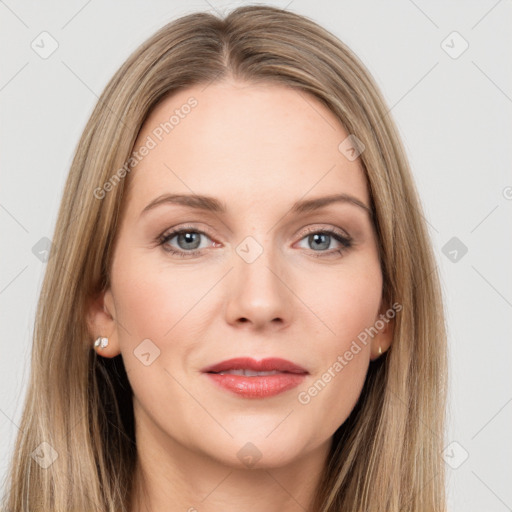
[
  {"left": 310, "top": 233, "right": 330, "bottom": 250},
  {"left": 178, "top": 232, "right": 201, "bottom": 250}
]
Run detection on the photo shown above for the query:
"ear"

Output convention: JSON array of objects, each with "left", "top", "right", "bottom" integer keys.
[
  {"left": 86, "top": 288, "right": 121, "bottom": 358},
  {"left": 369, "top": 303, "right": 395, "bottom": 361}
]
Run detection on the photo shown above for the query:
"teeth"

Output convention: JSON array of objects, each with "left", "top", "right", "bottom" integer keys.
[{"left": 217, "top": 369, "right": 282, "bottom": 376}]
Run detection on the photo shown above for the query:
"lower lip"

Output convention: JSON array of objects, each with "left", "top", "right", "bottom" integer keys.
[{"left": 204, "top": 372, "right": 307, "bottom": 398}]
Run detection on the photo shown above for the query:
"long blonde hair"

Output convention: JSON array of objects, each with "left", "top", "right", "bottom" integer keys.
[{"left": 1, "top": 5, "right": 447, "bottom": 511}]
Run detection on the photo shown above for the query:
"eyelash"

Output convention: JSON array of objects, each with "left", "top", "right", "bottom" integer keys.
[{"left": 158, "top": 224, "right": 353, "bottom": 259}]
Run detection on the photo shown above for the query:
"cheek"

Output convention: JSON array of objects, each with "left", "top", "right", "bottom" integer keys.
[
  {"left": 110, "top": 254, "right": 213, "bottom": 425},
  {"left": 293, "top": 259, "right": 382, "bottom": 434},
  {"left": 112, "top": 251, "right": 212, "bottom": 341},
  {"left": 300, "top": 255, "right": 383, "bottom": 346}
]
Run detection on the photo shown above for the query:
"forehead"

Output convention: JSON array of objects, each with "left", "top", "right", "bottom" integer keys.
[{"left": 125, "top": 80, "right": 369, "bottom": 215}]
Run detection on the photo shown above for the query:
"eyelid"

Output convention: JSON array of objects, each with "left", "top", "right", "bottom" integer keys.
[
  {"left": 297, "top": 224, "right": 351, "bottom": 241},
  {"left": 159, "top": 223, "right": 215, "bottom": 238}
]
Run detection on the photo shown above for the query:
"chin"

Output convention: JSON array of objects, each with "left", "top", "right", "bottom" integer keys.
[{"left": 204, "top": 434, "right": 311, "bottom": 470}]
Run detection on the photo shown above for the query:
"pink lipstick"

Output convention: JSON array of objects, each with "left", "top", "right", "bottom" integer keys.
[{"left": 201, "top": 357, "right": 308, "bottom": 398}]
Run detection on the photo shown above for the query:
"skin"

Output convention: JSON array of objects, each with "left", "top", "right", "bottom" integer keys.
[{"left": 87, "top": 79, "right": 393, "bottom": 512}]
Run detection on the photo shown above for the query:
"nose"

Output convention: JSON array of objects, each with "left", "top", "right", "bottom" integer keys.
[{"left": 224, "top": 237, "right": 292, "bottom": 331}]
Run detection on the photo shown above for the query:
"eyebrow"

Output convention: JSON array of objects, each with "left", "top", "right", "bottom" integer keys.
[{"left": 139, "top": 192, "right": 372, "bottom": 218}]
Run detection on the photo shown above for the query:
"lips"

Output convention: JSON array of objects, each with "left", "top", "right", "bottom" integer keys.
[
  {"left": 201, "top": 357, "right": 309, "bottom": 375},
  {"left": 201, "top": 357, "right": 308, "bottom": 398}
]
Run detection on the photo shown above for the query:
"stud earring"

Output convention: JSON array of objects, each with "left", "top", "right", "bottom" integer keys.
[
  {"left": 378, "top": 345, "right": 382, "bottom": 355},
  {"left": 94, "top": 337, "right": 109, "bottom": 350}
]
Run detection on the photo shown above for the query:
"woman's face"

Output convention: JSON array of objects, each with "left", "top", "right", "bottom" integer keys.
[{"left": 96, "top": 79, "right": 392, "bottom": 469}]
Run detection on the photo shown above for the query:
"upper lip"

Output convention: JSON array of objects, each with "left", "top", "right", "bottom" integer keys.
[{"left": 201, "top": 357, "right": 309, "bottom": 374}]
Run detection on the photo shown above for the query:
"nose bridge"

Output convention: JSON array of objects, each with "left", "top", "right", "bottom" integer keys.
[
  {"left": 225, "top": 230, "right": 291, "bottom": 326},
  {"left": 236, "top": 231, "right": 284, "bottom": 294}
]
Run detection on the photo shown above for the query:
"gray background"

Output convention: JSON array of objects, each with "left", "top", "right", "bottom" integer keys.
[{"left": 1, "top": 1, "right": 511, "bottom": 510}]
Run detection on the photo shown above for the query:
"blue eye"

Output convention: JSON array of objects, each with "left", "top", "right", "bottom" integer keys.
[
  {"left": 158, "top": 226, "right": 352, "bottom": 258},
  {"left": 296, "top": 229, "right": 352, "bottom": 257},
  {"left": 159, "top": 228, "right": 212, "bottom": 258}
]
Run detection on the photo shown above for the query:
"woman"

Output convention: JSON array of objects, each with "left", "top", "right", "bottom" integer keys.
[{"left": 1, "top": 5, "right": 447, "bottom": 511}]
